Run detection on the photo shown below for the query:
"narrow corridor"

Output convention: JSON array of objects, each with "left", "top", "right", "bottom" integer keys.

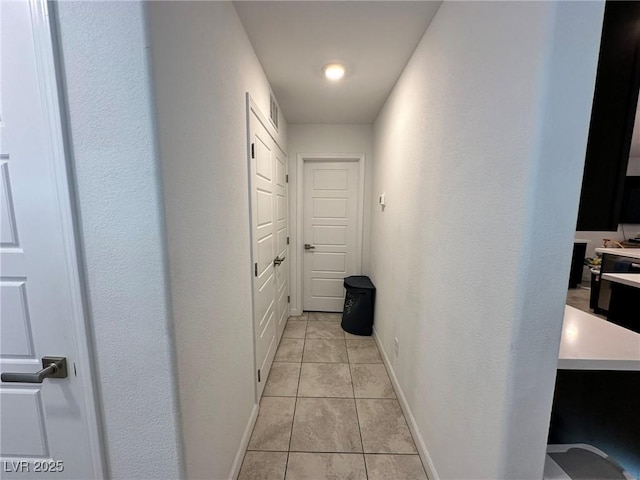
[{"left": 238, "top": 313, "right": 428, "bottom": 479}]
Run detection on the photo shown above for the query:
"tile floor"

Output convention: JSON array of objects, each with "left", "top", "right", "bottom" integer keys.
[
  {"left": 239, "top": 312, "right": 428, "bottom": 480},
  {"left": 566, "top": 286, "right": 607, "bottom": 319}
]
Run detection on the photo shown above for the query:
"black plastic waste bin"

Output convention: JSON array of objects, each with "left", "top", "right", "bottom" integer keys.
[{"left": 341, "top": 276, "right": 376, "bottom": 336}]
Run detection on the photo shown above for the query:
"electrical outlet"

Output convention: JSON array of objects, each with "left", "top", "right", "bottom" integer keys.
[{"left": 394, "top": 337, "right": 399, "bottom": 357}]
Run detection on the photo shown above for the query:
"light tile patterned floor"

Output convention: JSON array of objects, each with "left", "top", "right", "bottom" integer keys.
[{"left": 239, "top": 312, "right": 428, "bottom": 480}]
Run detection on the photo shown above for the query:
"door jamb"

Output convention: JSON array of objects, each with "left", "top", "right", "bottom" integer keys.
[
  {"left": 296, "top": 153, "right": 366, "bottom": 314},
  {"left": 31, "top": 0, "right": 105, "bottom": 476}
]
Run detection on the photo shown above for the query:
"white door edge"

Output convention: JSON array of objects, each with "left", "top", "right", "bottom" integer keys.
[
  {"left": 31, "top": 0, "right": 105, "bottom": 475},
  {"left": 245, "top": 94, "right": 288, "bottom": 402},
  {"left": 296, "top": 153, "right": 365, "bottom": 314}
]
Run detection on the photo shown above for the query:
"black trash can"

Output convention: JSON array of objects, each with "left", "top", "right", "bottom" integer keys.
[{"left": 341, "top": 276, "right": 376, "bottom": 336}]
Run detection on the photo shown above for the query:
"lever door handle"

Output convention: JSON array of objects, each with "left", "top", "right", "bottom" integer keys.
[
  {"left": 273, "top": 256, "right": 285, "bottom": 266},
  {"left": 1, "top": 357, "right": 68, "bottom": 383},
  {"left": 304, "top": 244, "right": 315, "bottom": 250}
]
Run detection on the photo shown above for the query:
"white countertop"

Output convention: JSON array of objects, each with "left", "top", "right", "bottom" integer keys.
[
  {"left": 574, "top": 238, "right": 589, "bottom": 244},
  {"left": 558, "top": 306, "right": 640, "bottom": 371},
  {"left": 594, "top": 247, "right": 640, "bottom": 260},
  {"left": 601, "top": 273, "right": 640, "bottom": 289}
]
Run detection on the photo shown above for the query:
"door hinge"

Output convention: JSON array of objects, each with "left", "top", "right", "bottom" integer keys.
[
  {"left": 286, "top": 236, "right": 290, "bottom": 245},
  {"left": 251, "top": 143, "right": 255, "bottom": 159},
  {"left": 285, "top": 174, "right": 289, "bottom": 183},
  {"left": 287, "top": 296, "right": 290, "bottom": 303},
  {"left": 254, "top": 263, "right": 258, "bottom": 277},
  {"left": 258, "top": 369, "right": 261, "bottom": 382}
]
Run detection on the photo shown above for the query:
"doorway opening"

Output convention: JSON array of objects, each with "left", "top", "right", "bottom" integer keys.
[{"left": 296, "top": 154, "right": 365, "bottom": 313}]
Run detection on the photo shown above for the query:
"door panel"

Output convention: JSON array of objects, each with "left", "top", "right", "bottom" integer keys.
[
  {"left": 0, "top": 1, "right": 101, "bottom": 477},
  {"left": 249, "top": 105, "right": 288, "bottom": 398},
  {"left": 313, "top": 225, "right": 347, "bottom": 245},
  {"left": 250, "top": 120, "right": 277, "bottom": 398},
  {"left": 312, "top": 253, "right": 346, "bottom": 272},
  {"left": 275, "top": 151, "right": 288, "bottom": 338},
  {"left": 303, "top": 161, "right": 359, "bottom": 312},
  {"left": 311, "top": 278, "right": 344, "bottom": 298}
]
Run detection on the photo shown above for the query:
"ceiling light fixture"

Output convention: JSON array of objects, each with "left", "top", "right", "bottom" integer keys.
[{"left": 323, "top": 63, "right": 346, "bottom": 81}]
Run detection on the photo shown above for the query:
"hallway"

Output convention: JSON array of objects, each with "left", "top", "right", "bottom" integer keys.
[{"left": 239, "top": 313, "right": 427, "bottom": 479}]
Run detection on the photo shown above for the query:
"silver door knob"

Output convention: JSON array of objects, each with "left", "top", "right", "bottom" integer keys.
[
  {"left": 304, "top": 244, "right": 315, "bottom": 250},
  {"left": 1, "top": 357, "right": 68, "bottom": 383}
]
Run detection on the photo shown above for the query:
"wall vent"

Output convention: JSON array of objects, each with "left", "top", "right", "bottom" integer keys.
[{"left": 269, "top": 94, "right": 279, "bottom": 130}]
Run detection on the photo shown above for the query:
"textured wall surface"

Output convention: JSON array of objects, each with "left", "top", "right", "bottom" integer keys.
[
  {"left": 55, "top": 2, "right": 183, "bottom": 478},
  {"left": 370, "top": 2, "right": 604, "bottom": 479},
  {"left": 146, "top": 2, "right": 284, "bottom": 478},
  {"left": 287, "top": 124, "right": 374, "bottom": 313}
]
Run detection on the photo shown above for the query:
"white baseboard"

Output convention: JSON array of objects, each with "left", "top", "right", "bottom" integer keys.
[
  {"left": 228, "top": 402, "right": 259, "bottom": 480},
  {"left": 289, "top": 308, "right": 303, "bottom": 316},
  {"left": 373, "top": 328, "right": 440, "bottom": 480}
]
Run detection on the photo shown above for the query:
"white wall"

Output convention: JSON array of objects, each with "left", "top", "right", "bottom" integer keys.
[
  {"left": 146, "top": 3, "right": 285, "bottom": 479},
  {"left": 54, "top": 2, "right": 184, "bottom": 478},
  {"left": 287, "top": 124, "right": 373, "bottom": 314},
  {"left": 370, "top": 2, "right": 604, "bottom": 479}
]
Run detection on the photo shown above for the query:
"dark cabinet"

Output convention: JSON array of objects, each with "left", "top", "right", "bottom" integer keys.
[{"left": 576, "top": 1, "right": 640, "bottom": 231}]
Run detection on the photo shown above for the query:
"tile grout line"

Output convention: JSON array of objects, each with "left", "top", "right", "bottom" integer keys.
[
  {"left": 248, "top": 449, "right": 424, "bottom": 456},
  {"left": 372, "top": 338, "right": 429, "bottom": 479},
  {"left": 350, "top": 342, "right": 369, "bottom": 480},
  {"left": 284, "top": 314, "right": 306, "bottom": 478}
]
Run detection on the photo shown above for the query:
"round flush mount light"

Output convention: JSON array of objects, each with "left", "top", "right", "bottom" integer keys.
[{"left": 322, "top": 63, "right": 346, "bottom": 81}]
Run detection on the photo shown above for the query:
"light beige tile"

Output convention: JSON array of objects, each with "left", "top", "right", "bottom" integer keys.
[
  {"left": 346, "top": 339, "right": 382, "bottom": 363},
  {"left": 298, "top": 363, "right": 353, "bottom": 398},
  {"left": 309, "top": 312, "right": 342, "bottom": 322},
  {"left": 294, "top": 312, "right": 309, "bottom": 320},
  {"left": 275, "top": 338, "right": 304, "bottom": 362},
  {"left": 356, "top": 399, "right": 417, "bottom": 454},
  {"left": 306, "top": 322, "right": 345, "bottom": 339},
  {"left": 344, "top": 331, "right": 371, "bottom": 340},
  {"left": 351, "top": 364, "right": 395, "bottom": 399},
  {"left": 303, "top": 339, "right": 348, "bottom": 363},
  {"left": 288, "top": 315, "right": 308, "bottom": 324},
  {"left": 365, "top": 455, "right": 427, "bottom": 480},
  {"left": 283, "top": 321, "right": 307, "bottom": 339},
  {"left": 247, "top": 397, "right": 295, "bottom": 451},
  {"left": 264, "top": 362, "right": 301, "bottom": 397},
  {"left": 239, "top": 451, "right": 288, "bottom": 480},
  {"left": 290, "top": 398, "right": 362, "bottom": 453},
  {"left": 286, "top": 453, "right": 366, "bottom": 480}
]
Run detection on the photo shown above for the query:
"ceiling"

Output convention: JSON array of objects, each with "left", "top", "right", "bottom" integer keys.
[{"left": 234, "top": 1, "right": 442, "bottom": 124}]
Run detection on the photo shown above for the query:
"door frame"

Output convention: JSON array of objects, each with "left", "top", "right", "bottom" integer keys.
[
  {"left": 245, "top": 94, "right": 288, "bottom": 401},
  {"left": 10, "top": 0, "right": 106, "bottom": 475},
  {"left": 296, "top": 154, "right": 366, "bottom": 313}
]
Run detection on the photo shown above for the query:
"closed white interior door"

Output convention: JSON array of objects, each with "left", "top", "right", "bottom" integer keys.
[
  {"left": 274, "top": 150, "right": 289, "bottom": 340},
  {"left": 248, "top": 102, "right": 288, "bottom": 398},
  {"left": 303, "top": 161, "right": 360, "bottom": 312},
  {"left": 0, "top": 1, "right": 102, "bottom": 477}
]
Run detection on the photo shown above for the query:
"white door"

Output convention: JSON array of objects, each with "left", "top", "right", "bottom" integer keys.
[
  {"left": 303, "top": 161, "right": 360, "bottom": 312},
  {"left": 274, "top": 150, "right": 289, "bottom": 340},
  {"left": 0, "top": 1, "right": 103, "bottom": 478},
  {"left": 248, "top": 101, "right": 288, "bottom": 398}
]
